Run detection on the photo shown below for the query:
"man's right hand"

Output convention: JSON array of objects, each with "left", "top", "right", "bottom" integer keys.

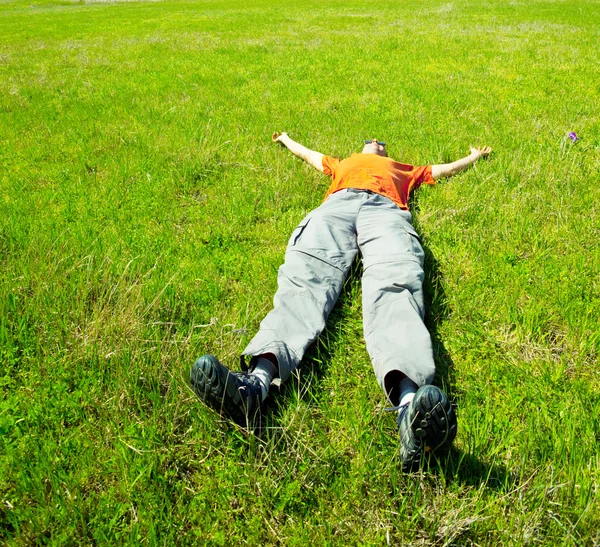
[{"left": 271, "top": 132, "right": 325, "bottom": 173}]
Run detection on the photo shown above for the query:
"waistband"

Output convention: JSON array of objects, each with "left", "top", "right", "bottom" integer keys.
[
  {"left": 341, "top": 188, "right": 378, "bottom": 195},
  {"left": 329, "top": 188, "right": 412, "bottom": 216}
]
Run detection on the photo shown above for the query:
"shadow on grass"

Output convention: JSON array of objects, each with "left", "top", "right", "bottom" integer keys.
[
  {"left": 426, "top": 448, "right": 516, "bottom": 492},
  {"left": 411, "top": 193, "right": 514, "bottom": 492}
]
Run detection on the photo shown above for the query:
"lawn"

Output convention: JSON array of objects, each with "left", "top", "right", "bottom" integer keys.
[{"left": 1, "top": 0, "right": 599, "bottom": 544}]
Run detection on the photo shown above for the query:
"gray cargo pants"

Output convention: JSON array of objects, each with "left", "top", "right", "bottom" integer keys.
[{"left": 242, "top": 188, "right": 435, "bottom": 391}]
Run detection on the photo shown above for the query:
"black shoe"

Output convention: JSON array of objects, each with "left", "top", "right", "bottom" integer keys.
[
  {"left": 190, "top": 355, "right": 264, "bottom": 432},
  {"left": 397, "top": 385, "right": 457, "bottom": 472}
]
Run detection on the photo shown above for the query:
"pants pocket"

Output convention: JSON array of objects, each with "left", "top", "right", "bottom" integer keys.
[
  {"left": 288, "top": 217, "right": 312, "bottom": 247},
  {"left": 402, "top": 225, "right": 424, "bottom": 261}
]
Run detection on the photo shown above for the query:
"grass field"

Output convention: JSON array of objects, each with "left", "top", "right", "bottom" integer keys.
[{"left": 1, "top": 0, "right": 600, "bottom": 544}]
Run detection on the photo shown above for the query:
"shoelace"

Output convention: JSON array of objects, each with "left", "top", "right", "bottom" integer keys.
[{"left": 384, "top": 403, "right": 409, "bottom": 414}]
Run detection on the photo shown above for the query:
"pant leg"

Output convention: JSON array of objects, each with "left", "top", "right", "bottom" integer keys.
[
  {"left": 357, "top": 194, "right": 435, "bottom": 389},
  {"left": 242, "top": 191, "right": 361, "bottom": 382}
]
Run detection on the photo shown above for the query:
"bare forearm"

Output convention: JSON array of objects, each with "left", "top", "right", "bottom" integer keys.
[
  {"left": 282, "top": 135, "right": 311, "bottom": 160},
  {"left": 431, "top": 146, "right": 492, "bottom": 180},
  {"left": 434, "top": 152, "right": 479, "bottom": 179}
]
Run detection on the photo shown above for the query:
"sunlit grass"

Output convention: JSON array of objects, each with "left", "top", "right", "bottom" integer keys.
[{"left": 1, "top": 0, "right": 599, "bottom": 544}]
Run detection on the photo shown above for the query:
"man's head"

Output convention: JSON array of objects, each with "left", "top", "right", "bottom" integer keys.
[{"left": 362, "top": 139, "right": 388, "bottom": 157}]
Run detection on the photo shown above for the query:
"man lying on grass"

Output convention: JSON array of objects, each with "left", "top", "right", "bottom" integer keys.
[{"left": 190, "top": 134, "right": 491, "bottom": 471}]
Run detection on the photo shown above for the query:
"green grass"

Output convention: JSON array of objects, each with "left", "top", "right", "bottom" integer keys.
[{"left": 1, "top": 0, "right": 600, "bottom": 544}]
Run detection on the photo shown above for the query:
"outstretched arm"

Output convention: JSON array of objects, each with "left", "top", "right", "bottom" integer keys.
[
  {"left": 272, "top": 132, "right": 325, "bottom": 173},
  {"left": 431, "top": 146, "right": 492, "bottom": 180}
]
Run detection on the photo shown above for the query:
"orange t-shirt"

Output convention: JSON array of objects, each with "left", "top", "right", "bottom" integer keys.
[{"left": 322, "top": 154, "right": 435, "bottom": 210}]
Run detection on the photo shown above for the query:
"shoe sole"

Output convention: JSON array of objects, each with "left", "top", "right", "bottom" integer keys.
[
  {"left": 190, "top": 356, "right": 260, "bottom": 431},
  {"left": 410, "top": 385, "right": 457, "bottom": 454}
]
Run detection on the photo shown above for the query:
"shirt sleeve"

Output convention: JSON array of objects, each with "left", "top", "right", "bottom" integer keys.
[
  {"left": 412, "top": 165, "right": 435, "bottom": 187},
  {"left": 322, "top": 155, "right": 341, "bottom": 177}
]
